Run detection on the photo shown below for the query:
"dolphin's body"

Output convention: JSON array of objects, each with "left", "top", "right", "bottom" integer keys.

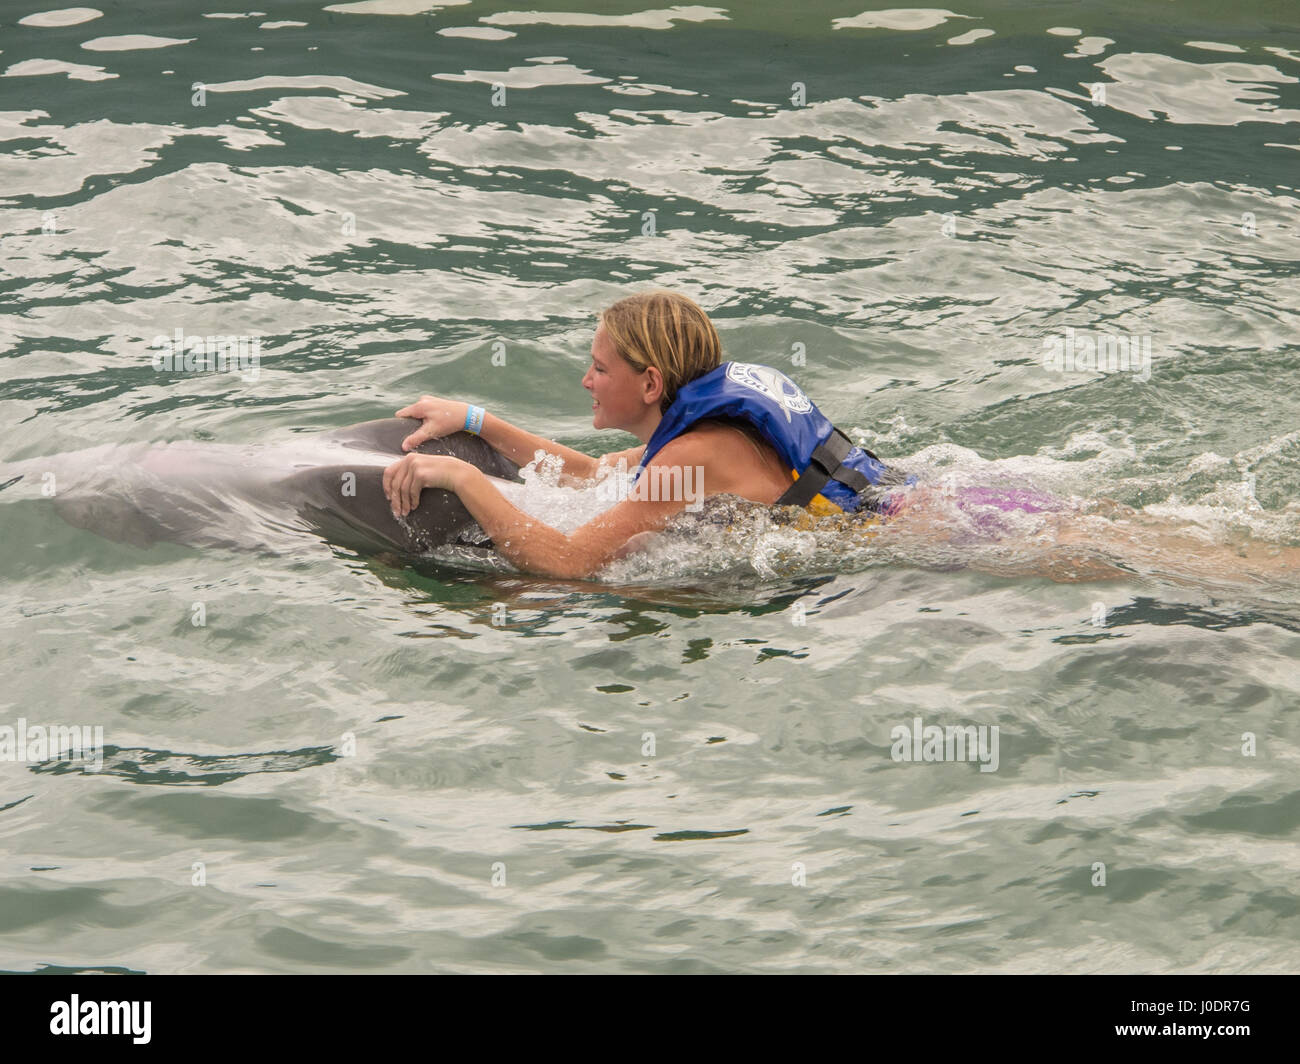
[{"left": 1, "top": 419, "right": 525, "bottom": 554}]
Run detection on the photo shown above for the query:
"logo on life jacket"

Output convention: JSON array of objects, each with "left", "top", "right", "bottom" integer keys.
[{"left": 724, "top": 363, "right": 813, "bottom": 423}]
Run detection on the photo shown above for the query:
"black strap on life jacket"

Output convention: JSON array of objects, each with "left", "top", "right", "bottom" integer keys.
[{"left": 776, "top": 427, "right": 878, "bottom": 508}]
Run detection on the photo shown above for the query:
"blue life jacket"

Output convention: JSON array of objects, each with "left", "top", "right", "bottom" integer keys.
[{"left": 632, "top": 362, "right": 914, "bottom": 514}]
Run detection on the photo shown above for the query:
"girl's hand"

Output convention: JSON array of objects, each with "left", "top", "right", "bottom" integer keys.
[
  {"left": 395, "top": 395, "right": 471, "bottom": 451},
  {"left": 382, "top": 454, "right": 467, "bottom": 517}
]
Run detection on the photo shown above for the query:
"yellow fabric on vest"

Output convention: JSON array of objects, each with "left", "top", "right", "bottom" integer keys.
[{"left": 789, "top": 468, "right": 843, "bottom": 516}]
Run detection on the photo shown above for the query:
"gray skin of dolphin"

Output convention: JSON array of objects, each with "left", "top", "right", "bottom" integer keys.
[
  {"left": 285, "top": 419, "right": 523, "bottom": 554},
  {"left": 1, "top": 419, "right": 523, "bottom": 555}
]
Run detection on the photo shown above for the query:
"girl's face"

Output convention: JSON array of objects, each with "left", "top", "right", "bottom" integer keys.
[{"left": 582, "top": 325, "right": 661, "bottom": 435}]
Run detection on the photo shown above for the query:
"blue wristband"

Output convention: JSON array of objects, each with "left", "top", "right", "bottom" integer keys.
[{"left": 464, "top": 404, "right": 485, "bottom": 435}]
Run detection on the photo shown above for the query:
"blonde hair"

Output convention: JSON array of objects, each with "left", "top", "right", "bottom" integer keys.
[{"left": 599, "top": 290, "right": 722, "bottom": 413}]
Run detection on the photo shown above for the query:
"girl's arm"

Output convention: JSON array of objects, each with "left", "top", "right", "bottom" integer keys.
[
  {"left": 479, "top": 417, "right": 646, "bottom": 482},
  {"left": 476, "top": 411, "right": 600, "bottom": 480},
  {"left": 398, "top": 396, "right": 631, "bottom": 481},
  {"left": 595, "top": 443, "right": 647, "bottom": 472},
  {"left": 383, "top": 436, "right": 703, "bottom": 579},
  {"left": 451, "top": 459, "right": 687, "bottom": 579}
]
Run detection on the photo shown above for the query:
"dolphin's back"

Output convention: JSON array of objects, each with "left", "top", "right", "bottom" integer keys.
[
  {"left": 287, "top": 419, "right": 524, "bottom": 553},
  {"left": 321, "top": 418, "right": 523, "bottom": 481},
  {"left": 4, "top": 418, "right": 531, "bottom": 555}
]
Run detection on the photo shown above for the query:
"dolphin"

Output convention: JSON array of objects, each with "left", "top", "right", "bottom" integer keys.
[
  {"left": 0, "top": 418, "right": 524, "bottom": 555},
  {"left": 279, "top": 419, "right": 524, "bottom": 554}
]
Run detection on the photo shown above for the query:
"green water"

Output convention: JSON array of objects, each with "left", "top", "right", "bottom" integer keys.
[{"left": 1, "top": 0, "right": 1298, "bottom": 972}]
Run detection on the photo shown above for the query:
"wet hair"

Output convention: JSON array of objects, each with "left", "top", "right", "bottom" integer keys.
[{"left": 598, "top": 290, "right": 722, "bottom": 413}]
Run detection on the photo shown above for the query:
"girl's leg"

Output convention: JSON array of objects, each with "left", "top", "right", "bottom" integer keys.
[
  {"left": 888, "top": 488, "right": 1298, "bottom": 586},
  {"left": 1051, "top": 511, "right": 1300, "bottom": 585}
]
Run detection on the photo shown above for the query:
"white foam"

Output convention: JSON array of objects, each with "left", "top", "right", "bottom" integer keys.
[
  {"left": 3, "top": 57, "right": 115, "bottom": 80},
  {"left": 80, "top": 35, "right": 194, "bottom": 51},
  {"left": 834, "top": 9, "right": 971, "bottom": 32},
  {"left": 18, "top": 7, "right": 102, "bottom": 27}
]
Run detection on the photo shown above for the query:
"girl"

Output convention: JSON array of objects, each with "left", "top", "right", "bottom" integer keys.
[
  {"left": 382, "top": 289, "right": 899, "bottom": 580},
  {"left": 382, "top": 290, "right": 1298, "bottom": 587}
]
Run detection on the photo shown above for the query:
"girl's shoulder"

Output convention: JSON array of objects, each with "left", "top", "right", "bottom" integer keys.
[
  {"left": 687, "top": 416, "right": 762, "bottom": 441},
  {"left": 670, "top": 418, "right": 793, "bottom": 504},
  {"left": 690, "top": 416, "right": 770, "bottom": 451}
]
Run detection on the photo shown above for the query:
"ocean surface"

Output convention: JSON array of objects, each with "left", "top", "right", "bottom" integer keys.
[{"left": 2, "top": 0, "right": 1299, "bottom": 973}]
